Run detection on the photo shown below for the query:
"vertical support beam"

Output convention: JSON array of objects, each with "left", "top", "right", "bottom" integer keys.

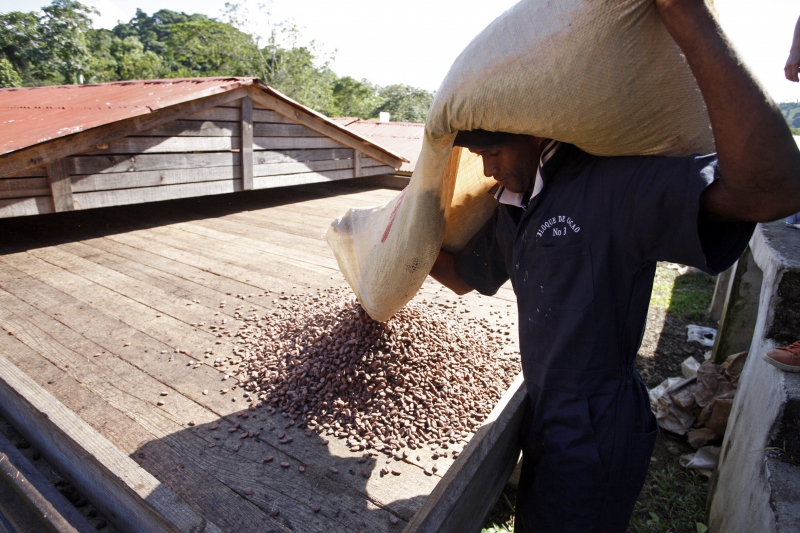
[
  {"left": 354, "top": 150, "right": 363, "bottom": 178},
  {"left": 709, "top": 265, "right": 734, "bottom": 322},
  {"left": 240, "top": 96, "right": 254, "bottom": 191},
  {"left": 46, "top": 159, "right": 74, "bottom": 212},
  {"left": 711, "top": 247, "right": 764, "bottom": 364}
]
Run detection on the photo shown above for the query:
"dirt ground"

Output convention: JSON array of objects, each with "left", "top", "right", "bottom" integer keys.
[{"left": 482, "top": 264, "right": 718, "bottom": 533}]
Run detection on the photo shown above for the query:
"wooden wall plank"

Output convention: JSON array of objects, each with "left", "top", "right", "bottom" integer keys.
[
  {"left": 69, "top": 152, "right": 239, "bottom": 175},
  {"left": 72, "top": 180, "right": 241, "bottom": 210},
  {"left": 0, "top": 188, "right": 52, "bottom": 200},
  {"left": 186, "top": 107, "right": 294, "bottom": 124},
  {"left": 71, "top": 166, "right": 241, "bottom": 193},
  {"left": 0, "top": 177, "right": 51, "bottom": 199},
  {"left": 0, "top": 177, "right": 49, "bottom": 192},
  {"left": 252, "top": 123, "right": 324, "bottom": 137},
  {"left": 253, "top": 148, "right": 354, "bottom": 165},
  {"left": 253, "top": 158, "right": 353, "bottom": 178},
  {"left": 253, "top": 169, "right": 356, "bottom": 189},
  {"left": 46, "top": 159, "right": 74, "bottom": 212},
  {"left": 361, "top": 165, "right": 395, "bottom": 177},
  {"left": 81, "top": 135, "right": 342, "bottom": 155},
  {"left": 241, "top": 97, "right": 254, "bottom": 191},
  {"left": 85, "top": 137, "right": 236, "bottom": 155},
  {"left": 5, "top": 166, "right": 47, "bottom": 178},
  {"left": 249, "top": 89, "right": 404, "bottom": 169},
  {"left": 0, "top": 88, "right": 249, "bottom": 179},
  {"left": 253, "top": 137, "right": 342, "bottom": 150},
  {"left": 131, "top": 120, "right": 239, "bottom": 138},
  {"left": 0, "top": 354, "right": 223, "bottom": 533},
  {"left": 0, "top": 197, "right": 54, "bottom": 218},
  {"left": 69, "top": 149, "right": 354, "bottom": 176}
]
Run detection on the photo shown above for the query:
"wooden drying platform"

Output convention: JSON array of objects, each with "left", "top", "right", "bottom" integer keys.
[{"left": 0, "top": 180, "right": 525, "bottom": 533}]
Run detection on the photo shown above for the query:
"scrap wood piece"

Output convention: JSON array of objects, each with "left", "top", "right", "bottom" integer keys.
[{"left": 0, "top": 353, "right": 223, "bottom": 533}]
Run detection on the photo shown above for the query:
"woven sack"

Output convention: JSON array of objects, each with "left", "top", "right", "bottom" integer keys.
[{"left": 327, "top": 0, "right": 714, "bottom": 322}]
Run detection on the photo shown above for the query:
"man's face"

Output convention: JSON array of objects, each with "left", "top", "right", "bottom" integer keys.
[{"left": 469, "top": 135, "right": 549, "bottom": 194}]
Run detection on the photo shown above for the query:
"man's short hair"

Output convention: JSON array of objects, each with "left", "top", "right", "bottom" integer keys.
[{"left": 453, "top": 129, "right": 514, "bottom": 150}]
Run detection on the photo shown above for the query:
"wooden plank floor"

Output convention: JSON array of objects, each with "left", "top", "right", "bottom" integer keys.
[{"left": 0, "top": 180, "right": 518, "bottom": 533}]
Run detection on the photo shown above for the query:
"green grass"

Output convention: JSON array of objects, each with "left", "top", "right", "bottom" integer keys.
[
  {"left": 650, "top": 265, "right": 715, "bottom": 321},
  {"left": 628, "top": 466, "right": 709, "bottom": 533},
  {"left": 481, "top": 488, "right": 515, "bottom": 533}
]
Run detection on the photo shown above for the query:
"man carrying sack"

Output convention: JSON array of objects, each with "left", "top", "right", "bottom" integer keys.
[{"left": 428, "top": 0, "right": 800, "bottom": 531}]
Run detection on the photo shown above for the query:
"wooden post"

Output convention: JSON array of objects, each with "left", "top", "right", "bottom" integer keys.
[
  {"left": 354, "top": 150, "right": 363, "bottom": 178},
  {"left": 240, "top": 96, "right": 254, "bottom": 191},
  {"left": 46, "top": 159, "right": 74, "bottom": 212}
]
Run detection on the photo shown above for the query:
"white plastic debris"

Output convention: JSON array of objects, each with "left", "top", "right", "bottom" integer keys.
[
  {"left": 681, "top": 356, "right": 701, "bottom": 378},
  {"left": 687, "top": 325, "right": 717, "bottom": 347},
  {"left": 680, "top": 445, "right": 720, "bottom": 478},
  {"left": 649, "top": 376, "right": 696, "bottom": 435}
]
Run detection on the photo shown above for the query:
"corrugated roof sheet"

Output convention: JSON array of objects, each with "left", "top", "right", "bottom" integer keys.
[
  {"left": 0, "top": 78, "right": 254, "bottom": 156},
  {"left": 0, "top": 78, "right": 406, "bottom": 165},
  {"left": 332, "top": 118, "right": 423, "bottom": 173}
]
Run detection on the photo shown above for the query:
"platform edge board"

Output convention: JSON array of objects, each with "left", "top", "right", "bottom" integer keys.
[
  {"left": 0, "top": 354, "right": 223, "bottom": 533},
  {"left": 403, "top": 373, "right": 527, "bottom": 533},
  {"left": 0, "top": 430, "right": 97, "bottom": 533}
]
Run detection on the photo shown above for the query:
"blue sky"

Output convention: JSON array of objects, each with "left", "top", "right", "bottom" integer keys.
[{"left": 1, "top": 0, "right": 799, "bottom": 103}]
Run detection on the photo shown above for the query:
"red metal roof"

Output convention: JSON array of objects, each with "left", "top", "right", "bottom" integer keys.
[
  {"left": 332, "top": 118, "right": 423, "bottom": 173},
  {"left": 0, "top": 78, "right": 254, "bottom": 156},
  {"left": 0, "top": 78, "right": 405, "bottom": 164}
]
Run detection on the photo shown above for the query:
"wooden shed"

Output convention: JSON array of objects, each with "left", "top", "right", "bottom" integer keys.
[{"left": 0, "top": 78, "right": 405, "bottom": 218}]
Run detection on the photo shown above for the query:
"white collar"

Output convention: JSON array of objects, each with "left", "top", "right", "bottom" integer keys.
[{"left": 494, "top": 140, "right": 560, "bottom": 208}]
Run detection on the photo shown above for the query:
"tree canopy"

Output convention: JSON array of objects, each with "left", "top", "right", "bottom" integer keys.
[{"left": 0, "top": 1, "right": 434, "bottom": 122}]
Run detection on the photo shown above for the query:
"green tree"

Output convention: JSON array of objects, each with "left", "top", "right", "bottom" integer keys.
[
  {"left": 0, "top": 10, "right": 42, "bottom": 84},
  {"left": 257, "top": 23, "right": 336, "bottom": 114},
  {"left": 332, "top": 76, "right": 379, "bottom": 118},
  {"left": 84, "top": 28, "right": 118, "bottom": 82},
  {"left": 114, "top": 9, "right": 211, "bottom": 57},
  {"left": 111, "top": 36, "right": 161, "bottom": 80},
  {"left": 0, "top": 57, "right": 23, "bottom": 87},
  {"left": 373, "top": 84, "right": 434, "bottom": 123},
  {"left": 165, "top": 19, "right": 260, "bottom": 77},
  {"left": 37, "top": 0, "right": 97, "bottom": 84}
]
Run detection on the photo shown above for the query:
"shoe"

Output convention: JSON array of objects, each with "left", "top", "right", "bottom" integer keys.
[
  {"left": 787, "top": 222, "right": 800, "bottom": 230},
  {"left": 763, "top": 341, "right": 800, "bottom": 372}
]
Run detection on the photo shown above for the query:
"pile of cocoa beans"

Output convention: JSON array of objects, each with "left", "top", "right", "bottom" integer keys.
[{"left": 231, "top": 288, "right": 519, "bottom": 454}]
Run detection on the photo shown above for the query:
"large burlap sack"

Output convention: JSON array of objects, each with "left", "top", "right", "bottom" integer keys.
[{"left": 327, "top": 0, "right": 715, "bottom": 322}]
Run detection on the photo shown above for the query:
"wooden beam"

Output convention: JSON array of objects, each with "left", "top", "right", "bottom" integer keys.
[
  {"left": 248, "top": 87, "right": 404, "bottom": 170},
  {"left": 0, "top": 430, "right": 97, "bottom": 533},
  {"left": 46, "top": 159, "right": 74, "bottom": 212},
  {"left": 403, "top": 374, "right": 527, "bottom": 533},
  {"left": 241, "top": 96, "right": 254, "bottom": 191},
  {"left": 354, "top": 150, "right": 363, "bottom": 178},
  {"left": 0, "top": 88, "right": 249, "bottom": 179},
  {"left": 0, "top": 354, "right": 223, "bottom": 533}
]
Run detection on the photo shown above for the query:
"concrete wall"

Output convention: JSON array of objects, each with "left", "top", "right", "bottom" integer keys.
[{"left": 707, "top": 222, "right": 800, "bottom": 533}]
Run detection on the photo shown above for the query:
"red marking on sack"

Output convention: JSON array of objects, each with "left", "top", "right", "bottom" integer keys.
[{"left": 381, "top": 187, "right": 408, "bottom": 243}]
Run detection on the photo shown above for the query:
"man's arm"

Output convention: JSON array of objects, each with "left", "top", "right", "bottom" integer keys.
[
  {"left": 657, "top": 0, "right": 800, "bottom": 222},
  {"left": 785, "top": 15, "right": 800, "bottom": 82},
  {"left": 429, "top": 250, "right": 473, "bottom": 295}
]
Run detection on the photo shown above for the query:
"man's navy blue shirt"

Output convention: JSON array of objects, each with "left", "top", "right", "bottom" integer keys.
[
  {"left": 455, "top": 142, "right": 753, "bottom": 385},
  {"left": 452, "top": 142, "right": 754, "bottom": 530}
]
